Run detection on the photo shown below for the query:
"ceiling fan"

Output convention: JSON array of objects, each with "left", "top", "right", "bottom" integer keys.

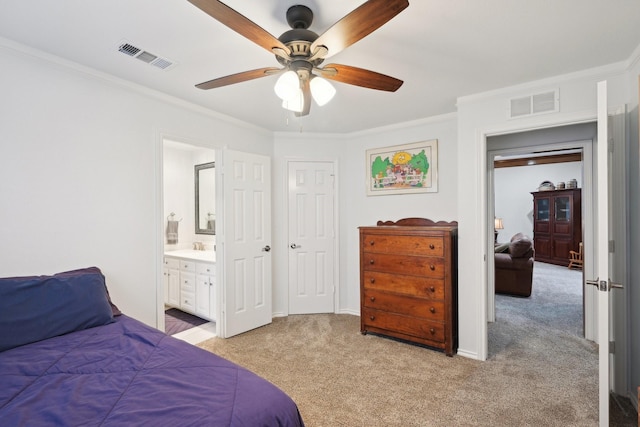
[{"left": 187, "top": 0, "right": 409, "bottom": 116}]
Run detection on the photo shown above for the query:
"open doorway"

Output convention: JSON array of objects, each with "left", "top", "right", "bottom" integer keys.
[
  {"left": 486, "top": 122, "right": 598, "bottom": 353},
  {"left": 161, "top": 138, "right": 217, "bottom": 344},
  {"left": 493, "top": 150, "right": 584, "bottom": 338}
]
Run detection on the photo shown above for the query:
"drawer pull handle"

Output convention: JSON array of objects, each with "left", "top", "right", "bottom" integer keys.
[
  {"left": 370, "top": 296, "right": 376, "bottom": 302},
  {"left": 429, "top": 265, "right": 435, "bottom": 271},
  {"left": 429, "top": 328, "right": 436, "bottom": 334},
  {"left": 370, "top": 278, "right": 375, "bottom": 283},
  {"left": 369, "top": 259, "right": 375, "bottom": 265},
  {"left": 369, "top": 241, "right": 375, "bottom": 246},
  {"left": 429, "top": 286, "right": 436, "bottom": 292},
  {"left": 429, "top": 307, "right": 436, "bottom": 313},
  {"left": 429, "top": 244, "right": 435, "bottom": 250},
  {"left": 369, "top": 315, "right": 375, "bottom": 321}
]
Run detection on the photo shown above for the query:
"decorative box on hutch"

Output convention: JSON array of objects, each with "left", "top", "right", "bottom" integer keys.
[{"left": 359, "top": 218, "right": 458, "bottom": 356}]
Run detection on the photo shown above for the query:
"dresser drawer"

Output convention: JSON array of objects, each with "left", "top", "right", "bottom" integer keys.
[
  {"left": 163, "top": 257, "right": 179, "bottom": 269},
  {"left": 363, "top": 271, "right": 444, "bottom": 299},
  {"left": 180, "top": 272, "right": 196, "bottom": 292},
  {"left": 179, "top": 260, "right": 196, "bottom": 272},
  {"left": 363, "top": 253, "right": 445, "bottom": 278},
  {"left": 196, "top": 262, "right": 215, "bottom": 275},
  {"left": 361, "top": 307, "right": 445, "bottom": 344},
  {"left": 362, "top": 234, "right": 444, "bottom": 257},
  {"left": 363, "top": 289, "right": 445, "bottom": 321},
  {"left": 181, "top": 291, "right": 195, "bottom": 311}
]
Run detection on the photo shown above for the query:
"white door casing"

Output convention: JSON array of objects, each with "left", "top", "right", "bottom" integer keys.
[
  {"left": 592, "top": 80, "right": 622, "bottom": 426},
  {"left": 221, "top": 149, "right": 272, "bottom": 338},
  {"left": 287, "top": 160, "right": 336, "bottom": 314}
]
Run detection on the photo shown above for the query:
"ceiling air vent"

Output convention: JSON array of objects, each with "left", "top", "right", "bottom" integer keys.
[
  {"left": 509, "top": 89, "right": 559, "bottom": 119},
  {"left": 117, "top": 41, "right": 176, "bottom": 71}
]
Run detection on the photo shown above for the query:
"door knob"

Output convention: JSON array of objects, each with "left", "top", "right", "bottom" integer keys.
[
  {"left": 262, "top": 245, "right": 271, "bottom": 252},
  {"left": 586, "top": 277, "right": 624, "bottom": 291},
  {"left": 290, "top": 243, "right": 300, "bottom": 249}
]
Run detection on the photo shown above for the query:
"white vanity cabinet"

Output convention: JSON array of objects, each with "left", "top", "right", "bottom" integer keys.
[
  {"left": 164, "top": 254, "right": 216, "bottom": 322},
  {"left": 195, "top": 263, "right": 216, "bottom": 321},
  {"left": 163, "top": 258, "right": 180, "bottom": 307}
]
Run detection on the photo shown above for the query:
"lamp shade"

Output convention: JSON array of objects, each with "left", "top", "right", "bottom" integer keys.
[
  {"left": 282, "top": 88, "right": 304, "bottom": 112},
  {"left": 494, "top": 218, "right": 504, "bottom": 230},
  {"left": 310, "top": 76, "right": 336, "bottom": 106},
  {"left": 274, "top": 70, "right": 299, "bottom": 101}
]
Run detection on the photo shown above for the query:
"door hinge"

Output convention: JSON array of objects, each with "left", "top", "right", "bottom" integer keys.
[
  {"left": 609, "top": 240, "right": 615, "bottom": 253},
  {"left": 608, "top": 138, "right": 614, "bottom": 153},
  {"left": 609, "top": 341, "right": 615, "bottom": 354}
]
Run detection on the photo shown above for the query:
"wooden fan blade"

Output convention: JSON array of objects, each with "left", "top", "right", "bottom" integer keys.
[
  {"left": 320, "top": 64, "right": 403, "bottom": 92},
  {"left": 196, "top": 67, "right": 281, "bottom": 90},
  {"left": 295, "top": 79, "right": 312, "bottom": 117},
  {"left": 310, "top": 0, "right": 409, "bottom": 58},
  {"left": 187, "top": 0, "right": 290, "bottom": 56}
]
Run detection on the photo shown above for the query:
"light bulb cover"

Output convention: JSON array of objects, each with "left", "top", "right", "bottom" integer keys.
[
  {"left": 282, "top": 88, "right": 304, "bottom": 112},
  {"left": 274, "top": 71, "right": 300, "bottom": 101},
  {"left": 310, "top": 76, "right": 336, "bottom": 106}
]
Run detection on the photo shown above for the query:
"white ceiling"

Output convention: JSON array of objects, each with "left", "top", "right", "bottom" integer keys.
[{"left": 2, "top": 1, "right": 640, "bottom": 134}]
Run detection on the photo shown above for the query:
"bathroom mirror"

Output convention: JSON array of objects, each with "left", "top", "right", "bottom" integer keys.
[{"left": 195, "top": 162, "right": 215, "bottom": 235}]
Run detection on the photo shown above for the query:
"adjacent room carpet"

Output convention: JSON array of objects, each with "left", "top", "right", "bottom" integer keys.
[
  {"left": 197, "top": 261, "right": 637, "bottom": 426},
  {"left": 164, "top": 308, "right": 208, "bottom": 335}
]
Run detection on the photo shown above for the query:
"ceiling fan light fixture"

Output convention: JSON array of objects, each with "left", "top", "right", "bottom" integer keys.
[
  {"left": 282, "top": 88, "right": 304, "bottom": 112},
  {"left": 274, "top": 70, "right": 300, "bottom": 100},
  {"left": 310, "top": 76, "right": 336, "bottom": 106}
]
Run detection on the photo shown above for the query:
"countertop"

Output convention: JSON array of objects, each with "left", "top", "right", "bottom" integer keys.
[{"left": 164, "top": 249, "right": 216, "bottom": 263}]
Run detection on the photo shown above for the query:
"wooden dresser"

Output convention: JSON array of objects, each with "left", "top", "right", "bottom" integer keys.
[{"left": 359, "top": 218, "right": 458, "bottom": 356}]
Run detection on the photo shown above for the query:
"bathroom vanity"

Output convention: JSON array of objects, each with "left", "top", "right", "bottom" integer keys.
[{"left": 163, "top": 250, "right": 216, "bottom": 322}]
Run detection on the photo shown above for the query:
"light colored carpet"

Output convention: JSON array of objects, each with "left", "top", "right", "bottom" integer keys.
[{"left": 198, "top": 261, "right": 607, "bottom": 426}]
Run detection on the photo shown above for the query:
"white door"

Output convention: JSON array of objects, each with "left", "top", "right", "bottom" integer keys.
[
  {"left": 221, "top": 149, "right": 272, "bottom": 338},
  {"left": 287, "top": 161, "right": 336, "bottom": 314},
  {"left": 590, "top": 80, "right": 624, "bottom": 426}
]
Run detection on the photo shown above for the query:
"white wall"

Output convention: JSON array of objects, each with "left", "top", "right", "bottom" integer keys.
[
  {"left": 0, "top": 42, "right": 272, "bottom": 327},
  {"left": 163, "top": 144, "right": 215, "bottom": 251},
  {"left": 273, "top": 114, "right": 458, "bottom": 316},
  {"left": 494, "top": 162, "right": 582, "bottom": 243}
]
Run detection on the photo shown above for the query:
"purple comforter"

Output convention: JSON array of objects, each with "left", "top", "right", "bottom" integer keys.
[{"left": 0, "top": 315, "right": 304, "bottom": 426}]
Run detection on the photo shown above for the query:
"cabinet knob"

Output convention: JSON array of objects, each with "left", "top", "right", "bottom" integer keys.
[
  {"left": 429, "top": 244, "right": 435, "bottom": 250},
  {"left": 429, "top": 328, "right": 436, "bottom": 335},
  {"left": 369, "top": 240, "right": 375, "bottom": 246},
  {"left": 370, "top": 278, "right": 375, "bottom": 284},
  {"left": 369, "top": 315, "right": 375, "bottom": 321},
  {"left": 429, "top": 307, "right": 436, "bottom": 313},
  {"left": 429, "top": 286, "right": 435, "bottom": 292},
  {"left": 370, "top": 296, "right": 376, "bottom": 302},
  {"left": 369, "top": 259, "right": 375, "bottom": 265},
  {"left": 429, "top": 264, "right": 435, "bottom": 271}
]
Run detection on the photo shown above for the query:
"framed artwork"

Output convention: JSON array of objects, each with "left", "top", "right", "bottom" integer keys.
[{"left": 365, "top": 139, "right": 438, "bottom": 196}]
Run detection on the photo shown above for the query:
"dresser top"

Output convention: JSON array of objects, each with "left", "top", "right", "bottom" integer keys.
[{"left": 359, "top": 217, "right": 457, "bottom": 232}]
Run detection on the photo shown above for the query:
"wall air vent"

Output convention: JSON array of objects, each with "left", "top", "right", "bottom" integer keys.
[
  {"left": 509, "top": 89, "right": 559, "bottom": 119},
  {"left": 117, "top": 41, "right": 176, "bottom": 71}
]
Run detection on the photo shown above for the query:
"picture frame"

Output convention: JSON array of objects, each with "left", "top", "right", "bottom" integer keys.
[{"left": 365, "top": 139, "right": 438, "bottom": 196}]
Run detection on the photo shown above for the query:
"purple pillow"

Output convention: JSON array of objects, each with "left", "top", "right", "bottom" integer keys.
[
  {"left": 0, "top": 269, "right": 115, "bottom": 352},
  {"left": 54, "top": 267, "right": 122, "bottom": 316}
]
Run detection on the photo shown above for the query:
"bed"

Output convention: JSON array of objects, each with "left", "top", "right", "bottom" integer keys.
[{"left": 0, "top": 267, "right": 305, "bottom": 426}]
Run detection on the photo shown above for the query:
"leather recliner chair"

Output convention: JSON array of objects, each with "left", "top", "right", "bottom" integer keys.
[{"left": 495, "top": 233, "right": 534, "bottom": 297}]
